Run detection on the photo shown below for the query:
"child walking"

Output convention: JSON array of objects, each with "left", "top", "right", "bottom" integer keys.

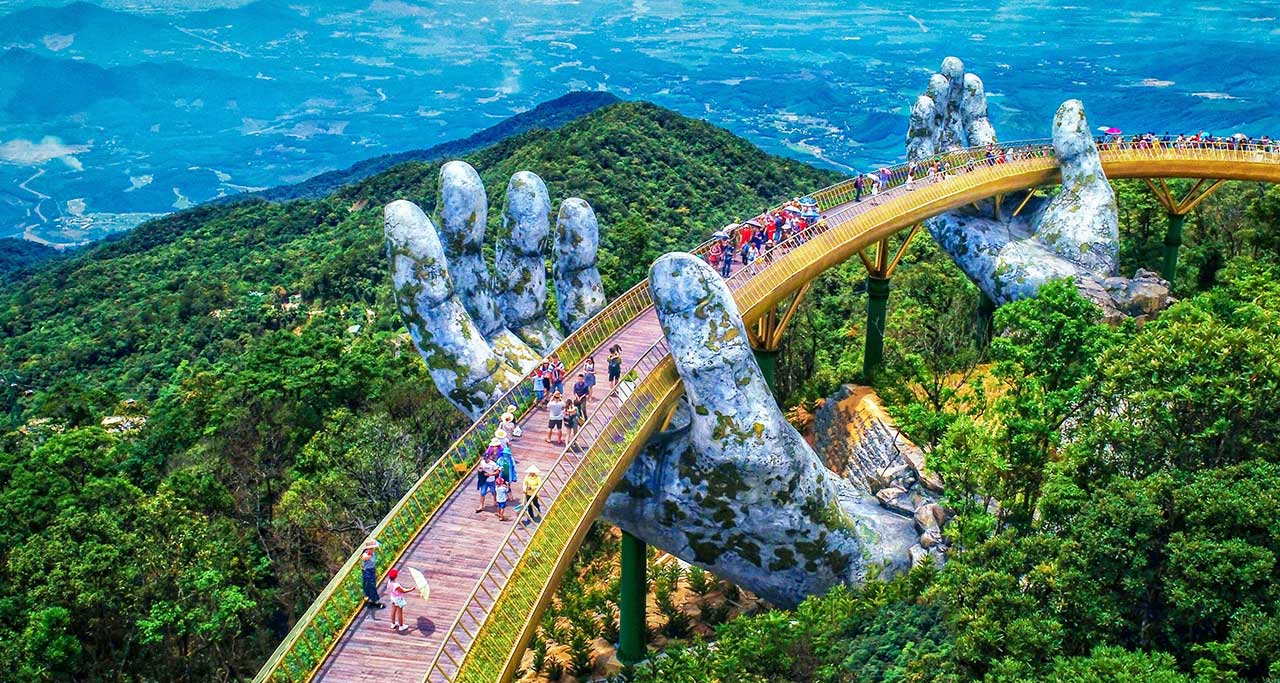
[
  {"left": 387, "top": 568, "right": 416, "bottom": 632},
  {"left": 495, "top": 476, "right": 511, "bottom": 522}
]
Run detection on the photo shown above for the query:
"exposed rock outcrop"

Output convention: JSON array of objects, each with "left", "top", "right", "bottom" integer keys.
[{"left": 812, "top": 384, "right": 948, "bottom": 567}]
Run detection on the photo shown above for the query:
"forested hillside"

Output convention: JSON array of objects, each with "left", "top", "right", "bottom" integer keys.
[{"left": 0, "top": 101, "right": 839, "bottom": 681}]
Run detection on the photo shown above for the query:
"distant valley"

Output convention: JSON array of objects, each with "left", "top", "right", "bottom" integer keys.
[{"left": 1, "top": 0, "right": 1277, "bottom": 246}]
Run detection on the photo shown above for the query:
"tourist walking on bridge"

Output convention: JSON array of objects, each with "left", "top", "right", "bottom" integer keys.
[
  {"left": 584, "top": 357, "right": 597, "bottom": 399},
  {"left": 386, "top": 568, "right": 415, "bottom": 632},
  {"left": 607, "top": 344, "right": 623, "bottom": 390},
  {"left": 534, "top": 360, "right": 549, "bottom": 407},
  {"left": 476, "top": 451, "right": 500, "bottom": 513},
  {"left": 522, "top": 465, "right": 543, "bottom": 525},
  {"left": 563, "top": 399, "right": 580, "bottom": 442},
  {"left": 573, "top": 372, "right": 589, "bottom": 418},
  {"left": 854, "top": 173, "right": 864, "bottom": 202},
  {"left": 546, "top": 391, "right": 566, "bottom": 444}
]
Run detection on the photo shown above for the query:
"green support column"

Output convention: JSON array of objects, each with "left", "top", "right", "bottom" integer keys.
[
  {"left": 618, "top": 530, "right": 647, "bottom": 665},
  {"left": 975, "top": 292, "right": 996, "bottom": 348},
  {"left": 1163, "top": 212, "right": 1185, "bottom": 283},
  {"left": 753, "top": 349, "right": 779, "bottom": 393},
  {"left": 862, "top": 275, "right": 891, "bottom": 382}
]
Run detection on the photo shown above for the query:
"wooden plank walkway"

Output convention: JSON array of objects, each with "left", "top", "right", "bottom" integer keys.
[{"left": 313, "top": 307, "right": 666, "bottom": 683}]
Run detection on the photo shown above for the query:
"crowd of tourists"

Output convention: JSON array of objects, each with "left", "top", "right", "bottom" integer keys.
[
  {"left": 1099, "top": 131, "right": 1277, "bottom": 152},
  {"left": 470, "top": 343, "right": 624, "bottom": 523},
  {"left": 706, "top": 198, "right": 829, "bottom": 276}
]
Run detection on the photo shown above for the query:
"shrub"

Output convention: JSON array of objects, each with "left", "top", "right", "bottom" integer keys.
[
  {"left": 531, "top": 638, "right": 547, "bottom": 673},
  {"left": 546, "top": 658, "right": 565, "bottom": 682},
  {"left": 701, "top": 602, "right": 730, "bottom": 627},
  {"left": 687, "top": 566, "right": 712, "bottom": 597},
  {"left": 569, "top": 630, "right": 595, "bottom": 677}
]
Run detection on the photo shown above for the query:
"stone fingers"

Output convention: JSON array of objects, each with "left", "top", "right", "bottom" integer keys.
[
  {"left": 906, "top": 94, "right": 940, "bottom": 163},
  {"left": 1035, "top": 99, "right": 1119, "bottom": 276},
  {"left": 960, "top": 72, "right": 997, "bottom": 145},
  {"left": 497, "top": 171, "right": 564, "bottom": 355},
  {"left": 384, "top": 200, "right": 527, "bottom": 419},
  {"left": 609, "top": 253, "right": 916, "bottom": 606},
  {"left": 438, "top": 161, "right": 540, "bottom": 373},
  {"left": 554, "top": 198, "right": 607, "bottom": 333}
]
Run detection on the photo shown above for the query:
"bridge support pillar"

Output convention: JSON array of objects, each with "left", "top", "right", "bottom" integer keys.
[
  {"left": 747, "top": 283, "right": 810, "bottom": 395},
  {"left": 862, "top": 275, "right": 890, "bottom": 382},
  {"left": 618, "top": 530, "right": 647, "bottom": 665},
  {"left": 753, "top": 349, "right": 779, "bottom": 392},
  {"left": 1163, "top": 212, "right": 1185, "bottom": 283},
  {"left": 855, "top": 225, "right": 919, "bottom": 383},
  {"left": 976, "top": 292, "right": 996, "bottom": 348},
  {"left": 1143, "top": 177, "right": 1227, "bottom": 285}
]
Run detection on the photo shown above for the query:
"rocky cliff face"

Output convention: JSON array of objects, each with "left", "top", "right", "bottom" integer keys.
[{"left": 812, "top": 385, "right": 947, "bottom": 568}]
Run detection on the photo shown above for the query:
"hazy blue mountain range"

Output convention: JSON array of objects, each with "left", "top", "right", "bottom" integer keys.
[{"left": 1, "top": 0, "right": 1278, "bottom": 246}]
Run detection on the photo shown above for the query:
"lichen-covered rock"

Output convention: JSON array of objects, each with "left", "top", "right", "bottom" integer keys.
[
  {"left": 555, "top": 198, "right": 607, "bottom": 333},
  {"left": 603, "top": 254, "right": 917, "bottom": 608},
  {"left": 387, "top": 162, "right": 623, "bottom": 416},
  {"left": 1035, "top": 100, "right": 1119, "bottom": 275},
  {"left": 907, "top": 56, "right": 996, "bottom": 164},
  {"left": 1107, "top": 268, "right": 1175, "bottom": 317},
  {"left": 438, "top": 161, "right": 540, "bottom": 372},
  {"left": 918, "top": 97, "right": 1120, "bottom": 305},
  {"left": 384, "top": 200, "right": 526, "bottom": 419},
  {"left": 497, "top": 171, "right": 564, "bottom": 354}
]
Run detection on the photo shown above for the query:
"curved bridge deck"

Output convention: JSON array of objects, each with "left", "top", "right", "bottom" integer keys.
[
  {"left": 313, "top": 306, "right": 665, "bottom": 682},
  {"left": 256, "top": 140, "right": 1280, "bottom": 683}
]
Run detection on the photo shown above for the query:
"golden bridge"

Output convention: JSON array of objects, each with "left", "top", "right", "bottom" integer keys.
[{"left": 254, "top": 139, "right": 1280, "bottom": 683}]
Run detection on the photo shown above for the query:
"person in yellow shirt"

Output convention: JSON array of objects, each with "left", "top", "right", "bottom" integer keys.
[{"left": 522, "top": 465, "right": 543, "bottom": 525}]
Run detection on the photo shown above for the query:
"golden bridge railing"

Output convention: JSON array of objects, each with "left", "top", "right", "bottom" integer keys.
[{"left": 422, "top": 340, "right": 681, "bottom": 683}]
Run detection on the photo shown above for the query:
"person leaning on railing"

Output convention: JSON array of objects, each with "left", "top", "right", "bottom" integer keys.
[{"left": 360, "top": 539, "right": 385, "bottom": 610}]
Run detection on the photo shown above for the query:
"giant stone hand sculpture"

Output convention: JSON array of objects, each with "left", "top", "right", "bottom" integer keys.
[
  {"left": 602, "top": 254, "right": 917, "bottom": 606},
  {"left": 385, "top": 161, "right": 605, "bottom": 419},
  {"left": 908, "top": 57, "right": 1147, "bottom": 315},
  {"left": 386, "top": 163, "right": 916, "bottom": 609}
]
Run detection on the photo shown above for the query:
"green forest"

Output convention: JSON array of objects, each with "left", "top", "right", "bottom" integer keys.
[{"left": 2, "top": 100, "right": 1280, "bottom": 683}]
